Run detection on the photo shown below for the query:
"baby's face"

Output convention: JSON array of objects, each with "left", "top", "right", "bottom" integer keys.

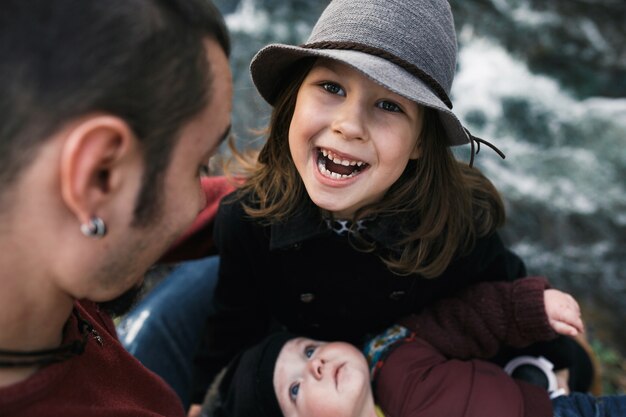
[{"left": 273, "top": 337, "right": 375, "bottom": 417}]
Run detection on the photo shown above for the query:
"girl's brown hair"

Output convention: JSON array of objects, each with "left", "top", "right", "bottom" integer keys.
[{"left": 226, "top": 58, "right": 505, "bottom": 278}]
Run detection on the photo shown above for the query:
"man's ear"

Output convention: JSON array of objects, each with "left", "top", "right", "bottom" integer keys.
[{"left": 59, "top": 115, "right": 136, "bottom": 225}]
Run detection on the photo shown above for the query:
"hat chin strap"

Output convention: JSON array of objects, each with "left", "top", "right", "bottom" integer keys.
[{"left": 464, "top": 127, "right": 506, "bottom": 168}]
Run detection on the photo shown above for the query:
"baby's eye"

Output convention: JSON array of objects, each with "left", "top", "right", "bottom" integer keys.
[
  {"left": 377, "top": 100, "right": 403, "bottom": 113},
  {"left": 304, "top": 345, "right": 316, "bottom": 358},
  {"left": 321, "top": 82, "right": 345, "bottom": 96},
  {"left": 289, "top": 382, "right": 300, "bottom": 402}
]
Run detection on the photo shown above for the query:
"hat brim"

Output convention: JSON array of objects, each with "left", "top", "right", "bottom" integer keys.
[{"left": 250, "top": 44, "right": 469, "bottom": 146}]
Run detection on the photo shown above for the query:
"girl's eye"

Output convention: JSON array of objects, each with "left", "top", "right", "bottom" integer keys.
[
  {"left": 289, "top": 382, "right": 300, "bottom": 402},
  {"left": 321, "top": 82, "right": 345, "bottom": 96},
  {"left": 377, "top": 100, "right": 403, "bottom": 113},
  {"left": 304, "top": 345, "right": 316, "bottom": 358}
]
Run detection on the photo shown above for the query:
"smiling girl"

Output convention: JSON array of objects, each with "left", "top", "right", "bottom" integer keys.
[
  {"left": 288, "top": 59, "right": 424, "bottom": 219},
  {"left": 207, "top": 0, "right": 591, "bottom": 397}
]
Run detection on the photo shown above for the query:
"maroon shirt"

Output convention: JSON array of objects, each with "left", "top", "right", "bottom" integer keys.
[
  {"left": 0, "top": 301, "right": 185, "bottom": 417},
  {"left": 375, "top": 277, "right": 556, "bottom": 417}
]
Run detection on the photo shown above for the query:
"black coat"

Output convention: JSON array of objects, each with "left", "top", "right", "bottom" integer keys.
[{"left": 209, "top": 190, "right": 527, "bottom": 358}]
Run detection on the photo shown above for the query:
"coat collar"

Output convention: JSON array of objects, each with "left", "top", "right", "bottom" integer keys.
[
  {"left": 269, "top": 197, "right": 411, "bottom": 251},
  {"left": 269, "top": 198, "right": 329, "bottom": 250}
]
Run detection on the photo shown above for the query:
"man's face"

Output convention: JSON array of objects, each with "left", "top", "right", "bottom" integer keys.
[
  {"left": 273, "top": 337, "right": 375, "bottom": 417},
  {"left": 95, "top": 37, "right": 232, "bottom": 301}
]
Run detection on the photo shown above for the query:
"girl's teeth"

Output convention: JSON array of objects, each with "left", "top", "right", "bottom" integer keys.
[
  {"left": 321, "top": 148, "right": 365, "bottom": 167},
  {"left": 317, "top": 157, "right": 357, "bottom": 179}
]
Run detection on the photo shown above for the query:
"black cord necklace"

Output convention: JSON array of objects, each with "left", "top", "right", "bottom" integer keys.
[{"left": 0, "top": 309, "right": 102, "bottom": 368}]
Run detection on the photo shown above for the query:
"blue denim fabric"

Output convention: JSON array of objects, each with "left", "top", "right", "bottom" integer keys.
[
  {"left": 552, "top": 392, "right": 626, "bottom": 417},
  {"left": 116, "top": 255, "right": 220, "bottom": 409}
]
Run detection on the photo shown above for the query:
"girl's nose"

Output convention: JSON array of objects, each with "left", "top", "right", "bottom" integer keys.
[{"left": 331, "top": 101, "right": 367, "bottom": 141}]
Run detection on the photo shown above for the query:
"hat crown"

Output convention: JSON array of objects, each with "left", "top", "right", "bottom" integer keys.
[{"left": 306, "top": 0, "right": 457, "bottom": 96}]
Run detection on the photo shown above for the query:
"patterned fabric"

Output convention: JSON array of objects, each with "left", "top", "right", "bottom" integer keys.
[
  {"left": 325, "top": 218, "right": 368, "bottom": 236},
  {"left": 362, "top": 324, "right": 414, "bottom": 381}
]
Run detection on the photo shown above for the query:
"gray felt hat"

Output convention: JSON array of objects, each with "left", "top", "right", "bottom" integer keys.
[{"left": 250, "top": 0, "right": 471, "bottom": 146}]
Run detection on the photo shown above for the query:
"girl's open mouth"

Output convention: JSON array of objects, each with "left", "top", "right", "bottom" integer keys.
[{"left": 316, "top": 147, "right": 369, "bottom": 179}]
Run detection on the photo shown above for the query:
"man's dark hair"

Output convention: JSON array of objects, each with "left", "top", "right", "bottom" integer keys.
[{"left": 0, "top": 0, "right": 230, "bottom": 224}]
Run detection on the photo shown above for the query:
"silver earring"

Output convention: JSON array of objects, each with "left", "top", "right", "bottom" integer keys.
[{"left": 80, "top": 217, "right": 107, "bottom": 238}]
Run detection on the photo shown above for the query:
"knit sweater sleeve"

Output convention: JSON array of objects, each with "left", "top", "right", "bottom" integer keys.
[{"left": 397, "top": 276, "right": 557, "bottom": 359}]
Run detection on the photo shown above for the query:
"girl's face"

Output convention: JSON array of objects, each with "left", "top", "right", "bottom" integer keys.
[
  {"left": 274, "top": 337, "right": 375, "bottom": 417},
  {"left": 288, "top": 59, "right": 423, "bottom": 219}
]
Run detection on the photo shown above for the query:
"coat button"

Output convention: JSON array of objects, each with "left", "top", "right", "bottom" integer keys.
[
  {"left": 389, "top": 290, "right": 406, "bottom": 301},
  {"left": 300, "top": 293, "right": 315, "bottom": 303}
]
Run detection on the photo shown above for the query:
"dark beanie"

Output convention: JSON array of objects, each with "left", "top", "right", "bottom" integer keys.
[{"left": 202, "top": 331, "right": 298, "bottom": 417}]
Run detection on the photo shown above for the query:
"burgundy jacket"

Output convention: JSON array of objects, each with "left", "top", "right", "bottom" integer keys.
[
  {"left": 375, "top": 276, "right": 556, "bottom": 417},
  {"left": 0, "top": 301, "right": 185, "bottom": 417}
]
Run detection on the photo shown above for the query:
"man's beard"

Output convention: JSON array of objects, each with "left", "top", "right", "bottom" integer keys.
[{"left": 97, "top": 284, "right": 145, "bottom": 318}]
